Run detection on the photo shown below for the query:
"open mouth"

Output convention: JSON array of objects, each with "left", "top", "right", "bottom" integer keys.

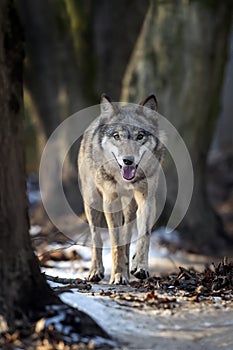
[
  {"left": 121, "top": 164, "right": 137, "bottom": 180},
  {"left": 112, "top": 153, "right": 138, "bottom": 181}
]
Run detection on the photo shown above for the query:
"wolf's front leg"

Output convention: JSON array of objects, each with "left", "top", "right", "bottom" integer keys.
[
  {"left": 89, "top": 233, "right": 104, "bottom": 282},
  {"left": 131, "top": 191, "right": 156, "bottom": 280},
  {"left": 110, "top": 243, "right": 129, "bottom": 284},
  {"left": 103, "top": 198, "right": 129, "bottom": 284},
  {"left": 85, "top": 204, "right": 105, "bottom": 282}
]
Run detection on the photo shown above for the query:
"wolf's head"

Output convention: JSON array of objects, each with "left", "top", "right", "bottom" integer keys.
[{"left": 99, "top": 94, "right": 165, "bottom": 182}]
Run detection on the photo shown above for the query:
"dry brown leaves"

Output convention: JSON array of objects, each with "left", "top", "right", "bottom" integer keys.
[
  {"left": 95, "top": 259, "right": 233, "bottom": 310},
  {"left": 130, "top": 259, "right": 233, "bottom": 306}
]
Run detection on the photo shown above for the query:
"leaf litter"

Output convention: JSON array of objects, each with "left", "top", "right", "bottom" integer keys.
[
  {"left": 89, "top": 258, "right": 233, "bottom": 311},
  {"left": 4, "top": 246, "right": 232, "bottom": 350}
]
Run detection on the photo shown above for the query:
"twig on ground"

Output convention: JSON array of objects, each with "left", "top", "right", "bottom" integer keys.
[{"left": 44, "top": 273, "right": 92, "bottom": 290}]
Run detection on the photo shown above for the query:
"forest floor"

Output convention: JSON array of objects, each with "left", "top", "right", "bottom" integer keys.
[
  {"left": 2, "top": 244, "right": 233, "bottom": 350},
  {"left": 60, "top": 281, "right": 233, "bottom": 350},
  {"left": 32, "top": 234, "right": 233, "bottom": 350}
]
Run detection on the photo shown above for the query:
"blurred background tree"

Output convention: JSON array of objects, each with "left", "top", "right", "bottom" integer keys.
[
  {"left": 15, "top": 0, "right": 233, "bottom": 255},
  {"left": 0, "top": 0, "right": 56, "bottom": 327}
]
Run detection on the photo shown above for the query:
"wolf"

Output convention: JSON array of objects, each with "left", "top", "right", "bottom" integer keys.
[{"left": 78, "top": 94, "right": 165, "bottom": 284}]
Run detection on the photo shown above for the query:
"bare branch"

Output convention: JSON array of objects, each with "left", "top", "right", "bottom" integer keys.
[{"left": 44, "top": 274, "right": 92, "bottom": 290}]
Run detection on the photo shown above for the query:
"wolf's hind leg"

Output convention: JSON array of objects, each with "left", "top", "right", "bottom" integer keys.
[{"left": 85, "top": 204, "right": 105, "bottom": 282}]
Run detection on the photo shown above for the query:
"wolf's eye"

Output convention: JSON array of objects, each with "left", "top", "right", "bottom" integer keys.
[
  {"left": 113, "top": 133, "right": 120, "bottom": 140},
  {"left": 137, "top": 133, "right": 144, "bottom": 141}
]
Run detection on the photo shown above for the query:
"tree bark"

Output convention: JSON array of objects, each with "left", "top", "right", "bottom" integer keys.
[
  {"left": 121, "top": 0, "right": 233, "bottom": 254},
  {"left": 93, "top": 0, "right": 150, "bottom": 99},
  {"left": 212, "top": 18, "right": 233, "bottom": 153},
  {"left": 17, "top": 0, "right": 90, "bottom": 137},
  {"left": 0, "top": 0, "right": 56, "bottom": 327}
]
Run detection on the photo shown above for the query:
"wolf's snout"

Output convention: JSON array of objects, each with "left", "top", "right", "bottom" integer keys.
[{"left": 123, "top": 157, "right": 134, "bottom": 166}]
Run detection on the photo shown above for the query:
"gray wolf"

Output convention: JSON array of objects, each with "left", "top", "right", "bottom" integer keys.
[{"left": 78, "top": 94, "right": 165, "bottom": 284}]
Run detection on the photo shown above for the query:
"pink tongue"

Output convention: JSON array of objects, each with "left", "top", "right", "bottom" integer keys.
[{"left": 122, "top": 165, "right": 136, "bottom": 180}]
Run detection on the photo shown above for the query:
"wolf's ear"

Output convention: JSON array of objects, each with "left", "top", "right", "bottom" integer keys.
[
  {"left": 100, "top": 93, "right": 116, "bottom": 114},
  {"left": 140, "top": 94, "right": 158, "bottom": 111}
]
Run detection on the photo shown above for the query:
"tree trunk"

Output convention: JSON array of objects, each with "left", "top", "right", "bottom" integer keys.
[
  {"left": 17, "top": 0, "right": 91, "bottom": 136},
  {"left": 0, "top": 0, "right": 55, "bottom": 327},
  {"left": 121, "top": 0, "right": 233, "bottom": 254},
  {"left": 93, "top": 0, "right": 150, "bottom": 99},
  {"left": 212, "top": 18, "right": 233, "bottom": 153}
]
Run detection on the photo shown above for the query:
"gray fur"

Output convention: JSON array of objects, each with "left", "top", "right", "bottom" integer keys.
[{"left": 78, "top": 94, "right": 165, "bottom": 284}]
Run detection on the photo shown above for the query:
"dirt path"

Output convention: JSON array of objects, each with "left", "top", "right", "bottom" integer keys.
[
  {"left": 42, "top": 240, "right": 233, "bottom": 350},
  {"left": 58, "top": 282, "right": 233, "bottom": 350}
]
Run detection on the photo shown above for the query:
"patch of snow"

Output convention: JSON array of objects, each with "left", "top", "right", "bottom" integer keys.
[
  {"left": 28, "top": 190, "right": 41, "bottom": 205},
  {"left": 43, "top": 303, "right": 116, "bottom": 347},
  {"left": 45, "top": 312, "right": 66, "bottom": 327},
  {"left": 42, "top": 265, "right": 90, "bottom": 281},
  {"left": 60, "top": 292, "right": 157, "bottom": 339},
  {"left": 29, "top": 225, "right": 41, "bottom": 236},
  {"left": 153, "top": 227, "right": 180, "bottom": 245},
  {"left": 27, "top": 174, "right": 41, "bottom": 206}
]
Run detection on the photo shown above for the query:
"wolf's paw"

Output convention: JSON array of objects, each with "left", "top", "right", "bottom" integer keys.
[
  {"left": 88, "top": 269, "right": 104, "bottom": 283},
  {"left": 110, "top": 272, "right": 129, "bottom": 285},
  {"left": 130, "top": 267, "right": 149, "bottom": 280}
]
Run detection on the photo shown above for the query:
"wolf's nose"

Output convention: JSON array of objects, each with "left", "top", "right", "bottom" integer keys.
[{"left": 123, "top": 157, "right": 134, "bottom": 166}]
